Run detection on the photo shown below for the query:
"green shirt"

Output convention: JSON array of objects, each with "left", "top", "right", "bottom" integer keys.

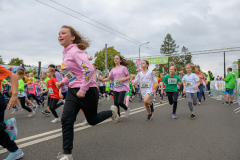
[
  {"left": 18, "top": 79, "right": 25, "bottom": 93},
  {"left": 44, "top": 77, "right": 50, "bottom": 89},
  {"left": 33, "top": 77, "right": 36, "bottom": 82},
  {"left": 162, "top": 74, "right": 182, "bottom": 92},
  {"left": 105, "top": 82, "right": 110, "bottom": 91},
  {"left": 225, "top": 72, "right": 236, "bottom": 89}
]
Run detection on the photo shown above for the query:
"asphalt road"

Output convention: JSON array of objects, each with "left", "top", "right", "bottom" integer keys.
[{"left": 1, "top": 95, "right": 240, "bottom": 160}]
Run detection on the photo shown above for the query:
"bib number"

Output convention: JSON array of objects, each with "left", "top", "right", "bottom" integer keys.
[
  {"left": 18, "top": 91, "right": 20, "bottom": 96},
  {"left": 63, "top": 69, "right": 76, "bottom": 82},
  {"left": 28, "top": 86, "right": 34, "bottom": 91},
  {"left": 141, "top": 82, "right": 149, "bottom": 88},
  {"left": 49, "top": 88, "right": 54, "bottom": 95},
  {"left": 168, "top": 78, "right": 177, "bottom": 84},
  {"left": 114, "top": 80, "right": 123, "bottom": 87},
  {"left": 185, "top": 81, "right": 193, "bottom": 87}
]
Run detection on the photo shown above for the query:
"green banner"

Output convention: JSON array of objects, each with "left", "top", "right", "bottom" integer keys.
[{"left": 147, "top": 57, "right": 168, "bottom": 64}]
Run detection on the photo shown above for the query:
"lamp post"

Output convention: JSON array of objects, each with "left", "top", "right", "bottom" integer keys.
[{"left": 139, "top": 42, "right": 149, "bottom": 59}]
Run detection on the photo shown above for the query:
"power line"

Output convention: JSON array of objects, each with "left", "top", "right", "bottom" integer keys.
[{"left": 36, "top": 0, "right": 160, "bottom": 54}]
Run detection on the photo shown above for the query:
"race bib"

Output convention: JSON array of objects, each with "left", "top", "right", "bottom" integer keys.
[
  {"left": 141, "top": 82, "right": 149, "bottom": 88},
  {"left": 63, "top": 69, "right": 76, "bottom": 82},
  {"left": 159, "top": 82, "right": 163, "bottom": 86},
  {"left": 28, "top": 86, "right": 34, "bottom": 91},
  {"left": 168, "top": 78, "right": 177, "bottom": 84},
  {"left": 185, "top": 81, "right": 193, "bottom": 87},
  {"left": 49, "top": 88, "right": 54, "bottom": 95},
  {"left": 114, "top": 80, "right": 123, "bottom": 87},
  {"left": 18, "top": 91, "right": 20, "bottom": 96}
]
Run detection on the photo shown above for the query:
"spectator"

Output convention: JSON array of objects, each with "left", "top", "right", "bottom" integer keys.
[
  {"left": 207, "top": 71, "right": 214, "bottom": 95},
  {"left": 223, "top": 67, "right": 236, "bottom": 105}
]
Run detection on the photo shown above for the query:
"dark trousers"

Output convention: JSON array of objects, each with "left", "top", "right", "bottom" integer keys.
[
  {"left": 166, "top": 92, "right": 178, "bottom": 114},
  {"left": 49, "top": 98, "right": 61, "bottom": 118},
  {"left": 197, "top": 84, "right": 203, "bottom": 102},
  {"left": 19, "top": 97, "right": 32, "bottom": 112},
  {"left": 113, "top": 91, "right": 128, "bottom": 116},
  {"left": 62, "top": 87, "right": 112, "bottom": 154},
  {"left": 0, "top": 93, "right": 18, "bottom": 152},
  {"left": 27, "top": 94, "right": 43, "bottom": 105}
]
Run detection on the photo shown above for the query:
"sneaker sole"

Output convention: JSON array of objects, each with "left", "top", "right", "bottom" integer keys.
[
  {"left": 11, "top": 118, "right": 18, "bottom": 141},
  {"left": 111, "top": 105, "right": 119, "bottom": 123},
  {"left": 14, "top": 152, "right": 24, "bottom": 160}
]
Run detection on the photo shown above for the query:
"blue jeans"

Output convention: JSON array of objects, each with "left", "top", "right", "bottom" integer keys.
[{"left": 197, "top": 84, "right": 203, "bottom": 102}]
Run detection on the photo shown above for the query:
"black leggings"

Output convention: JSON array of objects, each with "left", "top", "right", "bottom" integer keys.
[
  {"left": 27, "top": 94, "right": 43, "bottom": 105},
  {"left": 166, "top": 92, "right": 178, "bottom": 114},
  {"left": 62, "top": 87, "right": 112, "bottom": 154},
  {"left": 19, "top": 97, "right": 32, "bottom": 112},
  {"left": 113, "top": 91, "right": 128, "bottom": 116},
  {"left": 49, "top": 98, "right": 62, "bottom": 118}
]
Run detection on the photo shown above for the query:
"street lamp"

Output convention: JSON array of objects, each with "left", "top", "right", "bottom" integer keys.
[{"left": 139, "top": 42, "right": 149, "bottom": 59}]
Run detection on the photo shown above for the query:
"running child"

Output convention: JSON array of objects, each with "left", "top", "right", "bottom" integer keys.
[
  {"left": 125, "top": 81, "right": 133, "bottom": 107},
  {"left": 161, "top": 66, "right": 182, "bottom": 119},
  {"left": 182, "top": 64, "right": 200, "bottom": 120},
  {"left": 133, "top": 60, "right": 157, "bottom": 121},
  {"left": 56, "top": 25, "right": 119, "bottom": 160},
  {"left": 158, "top": 73, "right": 166, "bottom": 104},
  {"left": 27, "top": 78, "right": 44, "bottom": 108}
]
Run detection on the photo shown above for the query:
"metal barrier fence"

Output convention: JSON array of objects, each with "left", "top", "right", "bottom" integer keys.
[{"left": 210, "top": 79, "right": 240, "bottom": 113}]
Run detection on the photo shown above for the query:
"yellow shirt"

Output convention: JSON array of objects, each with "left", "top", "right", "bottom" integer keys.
[{"left": 153, "top": 76, "right": 159, "bottom": 88}]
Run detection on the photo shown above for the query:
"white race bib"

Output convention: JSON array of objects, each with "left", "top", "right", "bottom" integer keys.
[
  {"left": 18, "top": 91, "right": 20, "bottom": 96},
  {"left": 185, "top": 81, "right": 193, "bottom": 87},
  {"left": 168, "top": 78, "right": 177, "bottom": 84},
  {"left": 28, "top": 86, "right": 34, "bottom": 91},
  {"left": 49, "top": 88, "right": 54, "bottom": 95},
  {"left": 63, "top": 69, "right": 76, "bottom": 82},
  {"left": 114, "top": 80, "right": 123, "bottom": 87},
  {"left": 160, "top": 82, "right": 163, "bottom": 85},
  {"left": 141, "top": 82, "right": 149, "bottom": 88}
]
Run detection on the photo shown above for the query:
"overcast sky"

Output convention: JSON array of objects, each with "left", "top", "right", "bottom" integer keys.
[{"left": 0, "top": 0, "right": 239, "bottom": 77}]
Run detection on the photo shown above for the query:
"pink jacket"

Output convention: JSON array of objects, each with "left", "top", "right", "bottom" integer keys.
[
  {"left": 27, "top": 83, "right": 36, "bottom": 95},
  {"left": 61, "top": 44, "right": 97, "bottom": 94}
]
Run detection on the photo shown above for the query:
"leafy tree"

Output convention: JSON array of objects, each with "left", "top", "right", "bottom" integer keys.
[
  {"left": 8, "top": 58, "right": 23, "bottom": 65},
  {"left": 94, "top": 46, "right": 121, "bottom": 72},
  {"left": 127, "top": 60, "right": 138, "bottom": 75},
  {"left": 0, "top": 55, "right": 4, "bottom": 64}
]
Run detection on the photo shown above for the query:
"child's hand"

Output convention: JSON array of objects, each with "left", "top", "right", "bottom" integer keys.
[
  {"left": 59, "top": 94, "right": 64, "bottom": 99},
  {"left": 193, "top": 86, "right": 198, "bottom": 90},
  {"left": 183, "top": 89, "right": 186, "bottom": 94}
]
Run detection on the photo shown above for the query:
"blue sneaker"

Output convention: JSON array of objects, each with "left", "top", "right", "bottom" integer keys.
[
  {"left": 4, "top": 118, "right": 18, "bottom": 141},
  {"left": 4, "top": 148, "right": 24, "bottom": 160},
  {"left": 172, "top": 114, "right": 177, "bottom": 119}
]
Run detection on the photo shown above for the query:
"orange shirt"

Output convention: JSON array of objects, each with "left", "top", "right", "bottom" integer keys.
[
  {"left": 0, "top": 65, "right": 12, "bottom": 92},
  {"left": 197, "top": 73, "right": 204, "bottom": 84}
]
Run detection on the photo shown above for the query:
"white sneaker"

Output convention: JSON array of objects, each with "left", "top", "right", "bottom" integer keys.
[
  {"left": 57, "top": 153, "right": 73, "bottom": 160},
  {"left": 11, "top": 109, "right": 18, "bottom": 115},
  {"left": 107, "top": 95, "right": 110, "bottom": 101},
  {"left": 110, "top": 105, "right": 119, "bottom": 123},
  {"left": 79, "top": 120, "right": 88, "bottom": 127},
  {"left": 27, "top": 111, "right": 35, "bottom": 118},
  {"left": 98, "top": 98, "right": 102, "bottom": 107},
  {"left": 153, "top": 98, "right": 156, "bottom": 103},
  {"left": 124, "top": 107, "right": 130, "bottom": 117},
  {"left": 51, "top": 117, "right": 61, "bottom": 123}
]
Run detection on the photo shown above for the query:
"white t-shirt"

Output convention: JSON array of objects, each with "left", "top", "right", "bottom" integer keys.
[
  {"left": 134, "top": 70, "right": 157, "bottom": 92},
  {"left": 182, "top": 73, "right": 199, "bottom": 93}
]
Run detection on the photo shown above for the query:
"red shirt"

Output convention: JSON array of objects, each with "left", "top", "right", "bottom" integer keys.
[
  {"left": 158, "top": 78, "right": 166, "bottom": 89},
  {"left": 197, "top": 73, "right": 204, "bottom": 84},
  {"left": 47, "top": 77, "right": 60, "bottom": 99},
  {"left": 0, "top": 65, "right": 12, "bottom": 92}
]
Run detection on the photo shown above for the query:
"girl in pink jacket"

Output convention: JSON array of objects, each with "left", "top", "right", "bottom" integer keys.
[{"left": 56, "top": 25, "right": 119, "bottom": 160}]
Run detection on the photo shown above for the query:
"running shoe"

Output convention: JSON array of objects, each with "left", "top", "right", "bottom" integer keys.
[
  {"left": 57, "top": 153, "right": 73, "bottom": 160},
  {"left": 118, "top": 117, "right": 123, "bottom": 122},
  {"left": 110, "top": 105, "right": 119, "bottom": 123},
  {"left": 124, "top": 107, "right": 130, "bottom": 117},
  {"left": 51, "top": 117, "right": 61, "bottom": 123},
  {"left": 42, "top": 110, "right": 51, "bottom": 115},
  {"left": 190, "top": 114, "right": 196, "bottom": 120},
  {"left": 41, "top": 101, "right": 45, "bottom": 107},
  {"left": 153, "top": 98, "right": 156, "bottom": 103},
  {"left": 230, "top": 101, "right": 233, "bottom": 105},
  {"left": 107, "top": 95, "right": 110, "bottom": 101},
  {"left": 146, "top": 114, "right": 153, "bottom": 121},
  {"left": 4, "top": 118, "right": 18, "bottom": 141},
  {"left": 79, "top": 120, "right": 88, "bottom": 127},
  {"left": 150, "top": 102, "right": 154, "bottom": 113},
  {"left": 33, "top": 105, "right": 37, "bottom": 112},
  {"left": 172, "top": 114, "right": 177, "bottom": 119},
  {"left": 4, "top": 148, "right": 24, "bottom": 160},
  {"left": 27, "top": 111, "right": 35, "bottom": 118},
  {"left": 160, "top": 100, "right": 163, "bottom": 104},
  {"left": 222, "top": 102, "right": 229, "bottom": 105},
  {"left": 11, "top": 109, "right": 18, "bottom": 115},
  {"left": 129, "top": 98, "right": 132, "bottom": 102},
  {"left": 203, "top": 96, "right": 206, "bottom": 101}
]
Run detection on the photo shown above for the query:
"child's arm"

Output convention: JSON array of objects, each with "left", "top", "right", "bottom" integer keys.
[
  {"left": 59, "top": 88, "right": 63, "bottom": 99},
  {"left": 38, "top": 88, "right": 49, "bottom": 95},
  {"left": 7, "top": 73, "right": 18, "bottom": 109}
]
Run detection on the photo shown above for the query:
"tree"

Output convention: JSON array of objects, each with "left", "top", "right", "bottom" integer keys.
[
  {"left": 94, "top": 46, "right": 121, "bottom": 72},
  {"left": 155, "top": 33, "right": 179, "bottom": 74},
  {"left": 0, "top": 55, "right": 4, "bottom": 64},
  {"left": 8, "top": 58, "right": 23, "bottom": 65},
  {"left": 127, "top": 60, "right": 138, "bottom": 75}
]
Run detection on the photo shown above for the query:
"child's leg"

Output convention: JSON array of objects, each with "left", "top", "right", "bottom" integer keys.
[
  {"left": 25, "top": 96, "right": 35, "bottom": 107},
  {"left": 49, "top": 98, "right": 60, "bottom": 118},
  {"left": 80, "top": 109, "right": 86, "bottom": 119},
  {"left": 125, "top": 95, "right": 130, "bottom": 107},
  {"left": 19, "top": 97, "right": 32, "bottom": 112},
  {"left": 143, "top": 94, "right": 152, "bottom": 115},
  {"left": 186, "top": 93, "right": 194, "bottom": 114}
]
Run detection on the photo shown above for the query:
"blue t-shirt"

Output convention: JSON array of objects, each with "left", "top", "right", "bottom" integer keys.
[
  {"left": 182, "top": 73, "right": 199, "bottom": 93},
  {"left": 110, "top": 83, "right": 114, "bottom": 91},
  {"left": 36, "top": 85, "right": 42, "bottom": 94}
]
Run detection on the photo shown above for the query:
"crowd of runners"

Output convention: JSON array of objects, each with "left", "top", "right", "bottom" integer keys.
[{"left": 0, "top": 25, "right": 230, "bottom": 160}]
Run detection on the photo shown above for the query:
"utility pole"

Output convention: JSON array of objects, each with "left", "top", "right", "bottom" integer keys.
[
  {"left": 38, "top": 61, "right": 41, "bottom": 78},
  {"left": 224, "top": 52, "right": 226, "bottom": 78},
  {"left": 105, "top": 44, "right": 108, "bottom": 76}
]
